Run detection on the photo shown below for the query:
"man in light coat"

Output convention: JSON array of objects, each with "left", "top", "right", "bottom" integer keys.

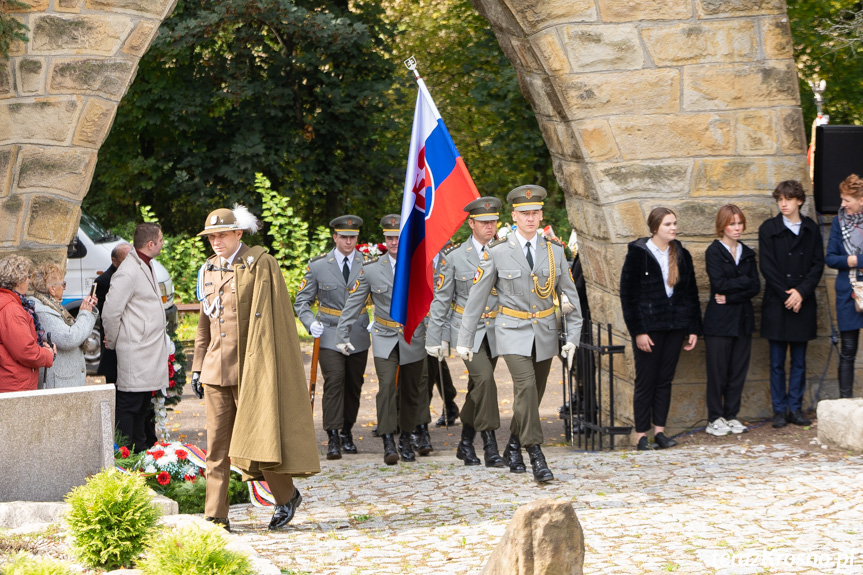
[
  {"left": 294, "top": 215, "right": 370, "bottom": 459},
  {"left": 102, "top": 223, "right": 168, "bottom": 453},
  {"left": 458, "top": 186, "right": 582, "bottom": 483},
  {"left": 336, "top": 214, "right": 432, "bottom": 465}
]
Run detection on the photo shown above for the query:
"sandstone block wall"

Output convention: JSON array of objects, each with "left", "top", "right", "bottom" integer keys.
[
  {"left": 0, "top": 0, "right": 177, "bottom": 265},
  {"left": 472, "top": 0, "right": 825, "bottom": 438}
]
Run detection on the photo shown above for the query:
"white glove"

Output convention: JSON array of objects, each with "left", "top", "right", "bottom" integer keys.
[
  {"left": 336, "top": 342, "right": 355, "bottom": 356},
  {"left": 561, "top": 342, "right": 576, "bottom": 370},
  {"left": 309, "top": 321, "right": 324, "bottom": 338},
  {"left": 426, "top": 345, "right": 444, "bottom": 361},
  {"left": 367, "top": 320, "right": 375, "bottom": 333},
  {"left": 456, "top": 345, "right": 473, "bottom": 363}
]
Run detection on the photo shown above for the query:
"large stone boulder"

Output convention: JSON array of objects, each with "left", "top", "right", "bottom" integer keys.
[
  {"left": 817, "top": 398, "right": 863, "bottom": 454},
  {"left": 482, "top": 499, "right": 584, "bottom": 575}
]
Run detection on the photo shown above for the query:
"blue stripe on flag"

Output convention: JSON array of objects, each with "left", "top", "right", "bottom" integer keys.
[{"left": 425, "top": 120, "right": 458, "bottom": 183}]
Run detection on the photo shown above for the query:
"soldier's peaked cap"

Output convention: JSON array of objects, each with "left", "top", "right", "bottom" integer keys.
[
  {"left": 381, "top": 214, "right": 400, "bottom": 237},
  {"left": 330, "top": 215, "right": 363, "bottom": 236},
  {"left": 506, "top": 185, "right": 546, "bottom": 212},
  {"left": 464, "top": 196, "right": 501, "bottom": 222}
]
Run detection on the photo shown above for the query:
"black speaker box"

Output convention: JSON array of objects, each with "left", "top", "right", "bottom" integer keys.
[{"left": 814, "top": 125, "right": 863, "bottom": 214}]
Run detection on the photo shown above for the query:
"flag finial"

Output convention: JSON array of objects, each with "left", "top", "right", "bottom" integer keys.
[{"left": 404, "top": 56, "right": 420, "bottom": 79}]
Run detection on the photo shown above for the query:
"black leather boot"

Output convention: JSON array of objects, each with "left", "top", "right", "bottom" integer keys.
[
  {"left": 415, "top": 424, "right": 433, "bottom": 455},
  {"left": 525, "top": 444, "right": 554, "bottom": 483},
  {"left": 340, "top": 428, "right": 358, "bottom": 454},
  {"left": 501, "top": 434, "right": 526, "bottom": 473},
  {"left": 326, "top": 429, "right": 341, "bottom": 460},
  {"left": 839, "top": 330, "right": 857, "bottom": 398},
  {"left": 398, "top": 432, "right": 416, "bottom": 462},
  {"left": 456, "top": 426, "right": 481, "bottom": 466},
  {"left": 480, "top": 430, "right": 505, "bottom": 468},
  {"left": 436, "top": 402, "right": 460, "bottom": 426},
  {"left": 382, "top": 434, "right": 399, "bottom": 465}
]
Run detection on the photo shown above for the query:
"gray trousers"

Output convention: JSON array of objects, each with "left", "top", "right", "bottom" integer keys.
[
  {"left": 503, "top": 351, "right": 553, "bottom": 447},
  {"left": 460, "top": 336, "right": 500, "bottom": 432},
  {"left": 374, "top": 348, "right": 429, "bottom": 435}
]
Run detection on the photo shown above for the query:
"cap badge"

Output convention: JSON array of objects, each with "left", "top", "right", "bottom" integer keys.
[
  {"left": 484, "top": 201, "right": 490, "bottom": 209},
  {"left": 525, "top": 190, "right": 533, "bottom": 199},
  {"left": 210, "top": 215, "right": 218, "bottom": 224},
  {"left": 390, "top": 217, "right": 396, "bottom": 225},
  {"left": 347, "top": 218, "right": 353, "bottom": 226}
]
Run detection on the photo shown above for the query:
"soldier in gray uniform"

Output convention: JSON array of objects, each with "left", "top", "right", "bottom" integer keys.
[
  {"left": 428, "top": 196, "right": 505, "bottom": 468},
  {"left": 336, "top": 214, "right": 432, "bottom": 464},
  {"left": 294, "top": 216, "right": 370, "bottom": 460},
  {"left": 457, "top": 186, "right": 582, "bottom": 483}
]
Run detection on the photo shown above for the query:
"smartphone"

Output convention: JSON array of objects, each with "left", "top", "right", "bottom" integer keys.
[
  {"left": 46, "top": 332, "right": 53, "bottom": 347},
  {"left": 89, "top": 283, "right": 98, "bottom": 299}
]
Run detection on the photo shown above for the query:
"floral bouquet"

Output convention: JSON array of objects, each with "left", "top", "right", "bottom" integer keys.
[
  {"left": 135, "top": 441, "right": 204, "bottom": 487},
  {"left": 356, "top": 243, "right": 387, "bottom": 258}
]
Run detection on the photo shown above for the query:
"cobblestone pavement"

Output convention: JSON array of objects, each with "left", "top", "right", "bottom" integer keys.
[
  {"left": 226, "top": 444, "right": 863, "bottom": 575},
  {"left": 165, "top": 344, "right": 862, "bottom": 574}
]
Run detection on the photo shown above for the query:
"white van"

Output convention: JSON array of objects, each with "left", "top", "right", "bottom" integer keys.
[{"left": 65, "top": 212, "right": 177, "bottom": 370}]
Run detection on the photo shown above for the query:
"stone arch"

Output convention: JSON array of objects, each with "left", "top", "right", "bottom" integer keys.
[
  {"left": 0, "top": 0, "right": 178, "bottom": 264},
  {"left": 471, "top": 0, "right": 821, "bottom": 432}
]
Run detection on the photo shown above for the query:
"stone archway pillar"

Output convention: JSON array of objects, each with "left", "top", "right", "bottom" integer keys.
[
  {"left": 0, "top": 0, "right": 178, "bottom": 265},
  {"left": 472, "top": 0, "right": 822, "bottom": 437}
]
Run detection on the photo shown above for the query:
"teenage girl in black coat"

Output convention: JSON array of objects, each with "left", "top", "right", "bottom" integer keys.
[
  {"left": 702, "top": 205, "right": 760, "bottom": 437},
  {"left": 620, "top": 207, "right": 702, "bottom": 451}
]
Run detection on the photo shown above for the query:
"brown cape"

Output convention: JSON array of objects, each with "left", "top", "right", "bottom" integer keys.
[{"left": 228, "top": 246, "right": 321, "bottom": 479}]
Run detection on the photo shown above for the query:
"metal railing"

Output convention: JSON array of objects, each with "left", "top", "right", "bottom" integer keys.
[{"left": 560, "top": 322, "right": 631, "bottom": 450}]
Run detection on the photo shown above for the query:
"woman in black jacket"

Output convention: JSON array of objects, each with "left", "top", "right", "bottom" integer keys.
[
  {"left": 620, "top": 207, "right": 702, "bottom": 451},
  {"left": 703, "top": 205, "right": 760, "bottom": 436}
]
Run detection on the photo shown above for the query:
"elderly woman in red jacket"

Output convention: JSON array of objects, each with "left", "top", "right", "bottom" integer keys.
[{"left": 0, "top": 255, "right": 55, "bottom": 393}]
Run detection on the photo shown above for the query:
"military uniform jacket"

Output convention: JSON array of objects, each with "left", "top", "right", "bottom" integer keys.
[
  {"left": 293, "top": 248, "right": 371, "bottom": 353},
  {"left": 193, "top": 244, "right": 248, "bottom": 386},
  {"left": 458, "top": 234, "right": 582, "bottom": 363},
  {"left": 428, "top": 241, "right": 498, "bottom": 355},
  {"left": 337, "top": 253, "right": 426, "bottom": 364}
]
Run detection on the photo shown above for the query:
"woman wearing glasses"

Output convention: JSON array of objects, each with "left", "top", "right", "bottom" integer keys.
[{"left": 29, "top": 263, "right": 98, "bottom": 388}]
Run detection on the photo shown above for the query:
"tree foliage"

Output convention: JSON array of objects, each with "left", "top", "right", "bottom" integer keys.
[
  {"left": 0, "top": 0, "right": 30, "bottom": 59},
  {"left": 87, "top": 0, "right": 398, "bottom": 237},
  {"left": 787, "top": 0, "right": 863, "bottom": 136}
]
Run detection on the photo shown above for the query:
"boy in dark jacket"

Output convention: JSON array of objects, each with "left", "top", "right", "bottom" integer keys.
[{"left": 758, "top": 180, "right": 823, "bottom": 428}]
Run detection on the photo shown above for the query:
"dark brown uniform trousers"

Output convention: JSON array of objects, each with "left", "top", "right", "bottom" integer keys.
[
  {"left": 374, "top": 348, "right": 428, "bottom": 436},
  {"left": 204, "top": 384, "right": 295, "bottom": 518},
  {"left": 318, "top": 348, "right": 368, "bottom": 432},
  {"left": 460, "top": 336, "right": 500, "bottom": 432}
]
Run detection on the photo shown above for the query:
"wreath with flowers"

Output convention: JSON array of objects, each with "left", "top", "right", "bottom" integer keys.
[{"left": 135, "top": 441, "right": 204, "bottom": 486}]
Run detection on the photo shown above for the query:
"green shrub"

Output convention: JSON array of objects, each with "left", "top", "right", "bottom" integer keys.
[
  {"left": 64, "top": 469, "right": 160, "bottom": 570},
  {"left": 138, "top": 525, "right": 254, "bottom": 575},
  {"left": 1, "top": 552, "right": 75, "bottom": 575}
]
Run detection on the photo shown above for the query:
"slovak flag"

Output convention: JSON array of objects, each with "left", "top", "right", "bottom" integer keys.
[{"left": 391, "top": 69, "right": 480, "bottom": 343}]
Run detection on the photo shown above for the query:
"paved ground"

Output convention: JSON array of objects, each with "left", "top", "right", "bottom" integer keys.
[{"left": 159, "top": 343, "right": 863, "bottom": 574}]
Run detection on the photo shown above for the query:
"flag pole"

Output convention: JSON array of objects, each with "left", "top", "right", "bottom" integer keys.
[{"left": 404, "top": 56, "right": 441, "bottom": 118}]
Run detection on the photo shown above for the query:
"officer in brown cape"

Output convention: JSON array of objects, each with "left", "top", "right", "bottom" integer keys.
[{"left": 191, "top": 205, "right": 320, "bottom": 531}]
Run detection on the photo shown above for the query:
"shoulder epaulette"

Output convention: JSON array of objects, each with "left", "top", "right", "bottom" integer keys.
[
  {"left": 366, "top": 256, "right": 380, "bottom": 264},
  {"left": 488, "top": 237, "right": 507, "bottom": 249},
  {"left": 545, "top": 236, "right": 564, "bottom": 247},
  {"left": 444, "top": 242, "right": 461, "bottom": 255},
  {"left": 310, "top": 253, "right": 328, "bottom": 263}
]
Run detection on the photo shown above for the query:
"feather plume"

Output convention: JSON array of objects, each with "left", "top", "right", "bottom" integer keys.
[{"left": 232, "top": 204, "right": 261, "bottom": 234}]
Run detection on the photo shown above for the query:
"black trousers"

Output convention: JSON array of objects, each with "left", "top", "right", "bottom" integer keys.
[
  {"left": 427, "top": 352, "right": 457, "bottom": 404},
  {"left": 632, "top": 329, "right": 686, "bottom": 433},
  {"left": 318, "top": 348, "right": 368, "bottom": 431},
  {"left": 116, "top": 390, "right": 154, "bottom": 453},
  {"left": 839, "top": 330, "right": 858, "bottom": 399},
  {"left": 704, "top": 335, "right": 752, "bottom": 422}
]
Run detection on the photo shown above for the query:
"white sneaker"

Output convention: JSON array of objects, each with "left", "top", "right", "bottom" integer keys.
[
  {"left": 726, "top": 418, "right": 748, "bottom": 434},
  {"left": 706, "top": 418, "right": 731, "bottom": 436}
]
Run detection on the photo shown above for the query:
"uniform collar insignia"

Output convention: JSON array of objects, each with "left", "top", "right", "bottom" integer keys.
[{"left": 246, "top": 256, "right": 254, "bottom": 266}]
